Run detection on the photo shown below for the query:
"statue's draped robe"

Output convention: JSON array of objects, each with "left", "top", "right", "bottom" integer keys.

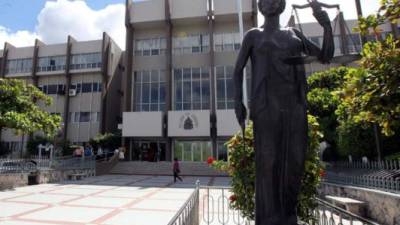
[{"left": 238, "top": 28, "right": 324, "bottom": 225}]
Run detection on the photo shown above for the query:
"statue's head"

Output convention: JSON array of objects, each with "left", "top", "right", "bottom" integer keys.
[{"left": 258, "top": 0, "right": 286, "bottom": 17}]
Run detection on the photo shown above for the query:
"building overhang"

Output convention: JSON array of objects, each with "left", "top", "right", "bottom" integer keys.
[
  {"left": 168, "top": 110, "right": 210, "bottom": 137},
  {"left": 122, "top": 111, "right": 164, "bottom": 137}
]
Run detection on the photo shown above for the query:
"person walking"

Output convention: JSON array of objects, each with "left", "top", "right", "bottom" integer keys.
[{"left": 173, "top": 158, "right": 183, "bottom": 182}]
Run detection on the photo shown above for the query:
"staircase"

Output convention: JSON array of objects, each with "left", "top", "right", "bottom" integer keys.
[
  {"left": 109, "top": 161, "right": 228, "bottom": 176},
  {"left": 95, "top": 155, "right": 119, "bottom": 176}
]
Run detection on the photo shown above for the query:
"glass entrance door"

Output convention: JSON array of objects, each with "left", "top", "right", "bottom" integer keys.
[{"left": 134, "top": 141, "right": 166, "bottom": 162}]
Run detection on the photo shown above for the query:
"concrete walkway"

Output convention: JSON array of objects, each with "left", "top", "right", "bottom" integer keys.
[{"left": 0, "top": 175, "right": 230, "bottom": 225}]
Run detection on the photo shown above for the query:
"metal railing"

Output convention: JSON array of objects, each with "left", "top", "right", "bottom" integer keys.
[
  {"left": 201, "top": 186, "right": 251, "bottom": 225},
  {"left": 309, "top": 198, "right": 380, "bottom": 225},
  {"left": 199, "top": 186, "right": 379, "bottom": 225},
  {"left": 167, "top": 181, "right": 200, "bottom": 225},
  {"left": 0, "top": 155, "right": 96, "bottom": 174},
  {"left": 332, "top": 160, "right": 400, "bottom": 170},
  {"left": 324, "top": 173, "right": 400, "bottom": 193}
]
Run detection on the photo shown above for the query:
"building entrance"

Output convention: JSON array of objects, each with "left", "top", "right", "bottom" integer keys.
[{"left": 133, "top": 141, "right": 166, "bottom": 162}]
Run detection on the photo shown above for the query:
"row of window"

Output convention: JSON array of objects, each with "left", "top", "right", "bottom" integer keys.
[
  {"left": 69, "top": 112, "right": 101, "bottom": 123},
  {"left": 37, "top": 56, "right": 67, "bottom": 72},
  {"left": 133, "top": 66, "right": 250, "bottom": 112},
  {"left": 70, "top": 82, "right": 103, "bottom": 94},
  {"left": 38, "top": 82, "right": 102, "bottom": 95},
  {"left": 133, "top": 33, "right": 241, "bottom": 56},
  {"left": 173, "top": 141, "right": 228, "bottom": 162},
  {"left": 5, "top": 53, "right": 102, "bottom": 75},
  {"left": 5, "top": 58, "right": 33, "bottom": 74}
]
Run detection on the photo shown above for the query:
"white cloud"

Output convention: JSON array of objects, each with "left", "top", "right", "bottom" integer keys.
[
  {"left": 0, "top": 26, "right": 38, "bottom": 48},
  {"left": 0, "top": 0, "right": 125, "bottom": 50}
]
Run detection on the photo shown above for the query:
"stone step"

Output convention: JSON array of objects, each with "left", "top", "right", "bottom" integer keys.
[{"left": 110, "top": 161, "right": 228, "bottom": 176}]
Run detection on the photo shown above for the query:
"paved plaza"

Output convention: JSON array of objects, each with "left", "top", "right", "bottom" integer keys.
[{"left": 0, "top": 175, "right": 230, "bottom": 225}]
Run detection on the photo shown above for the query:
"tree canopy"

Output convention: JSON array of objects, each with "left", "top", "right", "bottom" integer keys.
[{"left": 0, "top": 79, "right": 61, "bottom": 137}]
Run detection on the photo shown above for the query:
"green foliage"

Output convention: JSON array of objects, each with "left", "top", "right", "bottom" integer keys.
[
  {"left": 211, "top": 115, "right": 324, "bottom": 222},
  {"left": 89, "top": 132, "right": 121, "bottom": 150},
  {"left": 26, "top": 136, "right": 53, "bottom": 156},
  {"left": 337, "top": 36, "right": 400, "bottom": 137},
  {"left": 0, "top": 79, "right": 61, "bottom": 137},
  {"left": 354, "top": 0, "right": 400, "bottom": 37},
  {"left": 307, "top": 67, "right": 348, "bottom": 158}
]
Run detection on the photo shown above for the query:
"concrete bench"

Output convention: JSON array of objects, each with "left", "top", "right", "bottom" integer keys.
[
  {"left": 325, "top": 195, "right": 366, "bottom": 216},
  {"left": 68, "top": 173, "right": 86, "bottom": 181}
]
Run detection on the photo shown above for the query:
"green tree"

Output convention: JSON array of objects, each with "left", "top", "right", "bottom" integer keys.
[
  {"left": 0, "top": 79, "right": 61, "bottom": 140},
  {"left": 307, "top": 67, "right": 347, "bottom": 160},
  {"left": 335, "top": 0, "right": 400, "bottom": 158}
]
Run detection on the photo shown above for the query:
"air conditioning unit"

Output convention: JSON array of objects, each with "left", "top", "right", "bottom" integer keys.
[{"left": 69, "top": 89, "right": 77, "bottom": 96}]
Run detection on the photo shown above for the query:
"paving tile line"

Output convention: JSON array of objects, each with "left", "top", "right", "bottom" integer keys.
[
  {"left": 2, "top": 175, "right": 157, "bottom": 225},
  {"left": 89, "top": 177, "right": 177, "bottom": 224}
]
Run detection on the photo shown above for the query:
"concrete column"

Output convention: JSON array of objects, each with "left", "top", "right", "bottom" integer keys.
[
  {"left": 32, "top": 39, "right": 42, "bottom": 87},
  {"left": 338, "top": 12, "right": 349, "bottom": 55},
  {"left": 0, "top": 43, "right": 9, "bottom": 78},
  {"left": 62, "top": 36, "right": 75, "bottom": 142},
  {"left": 207, "top": 0, "right": 217, "bottom": 159},
  {"left": 122, "top": 0, "right": 134, "bottom": 147},
  {"left": 100, "top": 32, "right": 111, "bottom": 133},
  {"left": 165, "top": 0, "right": 173, "bottom": 161}
]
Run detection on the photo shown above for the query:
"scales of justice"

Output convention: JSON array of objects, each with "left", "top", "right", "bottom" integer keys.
[{"left": 233, "top": 0, "right": 359, "bottom": 224}]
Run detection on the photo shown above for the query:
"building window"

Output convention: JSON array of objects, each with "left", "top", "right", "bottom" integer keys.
[
  {"left": 70, "top": 82, "right": 102, "bottom": 94},
  {"left": 79, "top": 112, "right": 90, "bottom": 123},
  {"left": 70, "top": 53, "right": 102, "bottom": 70},
  {"left": 216, "top": 66, "right": 234, "bottom": 110},
  {"left": 134, "top": 69, "right": 166, "bottom": 112},
  {"left": 217, "top": 141, "right": 228, "bottom": 161},
  {"left": 173, "top": 34, "right": 209, "bottom": 55},
  {"left": 39, "top": 84, "right": 66, "bottom": 95},
  {"left": 174, "top": 141, "right": 212, "bottom": 162},
  {"left": 37, "top": 55, "right": 66, "bottom": 72},
  {"left": 214, "top": 33, "right": 241, "bottom": 52},
  {"left": 6, "top": 58, "right": 33, "bottom": 74},
  {"left": 82, "top": 83, "right": 93, "bottom": 93},
  {"left": 135, "top": 37, "right": 167, "bottom": 56},
  {"left": 174, "top": 67, "right": 210, "bottom": 111},
  {"left": 215, "top": 66, "right": 251, "bottom": 110}
]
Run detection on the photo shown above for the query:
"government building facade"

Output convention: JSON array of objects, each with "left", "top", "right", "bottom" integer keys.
[{"left": 1, "top": 0, "right": 398, "bottom": 162}]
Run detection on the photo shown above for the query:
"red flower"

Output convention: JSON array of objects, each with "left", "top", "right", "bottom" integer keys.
[
  {"left": 207, "top": 157, "right": 215, "bottom": 165},
  {"left": 229, "top": 195, "right": 237, "bottom": 202},
  {"left": 319, "top": 169, "right": 326, "bottom": 177}
]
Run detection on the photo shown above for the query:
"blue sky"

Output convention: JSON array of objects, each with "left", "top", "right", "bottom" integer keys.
[
  {"left": 0, "top": 0, "right": 123, "bottom": 32},
  {"left": 0, "top": 0, "right": 381, "bottom": 50}
]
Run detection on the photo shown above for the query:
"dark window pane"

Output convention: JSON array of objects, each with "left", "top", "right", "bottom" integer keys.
[
  {"left": 80, "top": 112, "right": 91, "bottom": 122},
  {"left": 142, "top": 71, "right": 150, "bottom": 82},
  {"left": 151, "top": 70, "right": 159, "bottom": 82},
  {"left": 92, "top": 83, "right": 99, "bottom": 92},
  {"left": 47, "top": 85, "right": 57, "bottom": 95},
  {"left": 160, "top": 84, "right": 166, "bottom": 103},
  {"left": 77, "top": 83, "right": 81, "bottom": 93},
  {"left": 142, "top": 83, "right": 150, "bottom": 103},
  {"left": 150, "top": 84, "right": 158, "bottom": 103},
  {"left": 82, "top": 83, "right": 92, "bottom": 93}
]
